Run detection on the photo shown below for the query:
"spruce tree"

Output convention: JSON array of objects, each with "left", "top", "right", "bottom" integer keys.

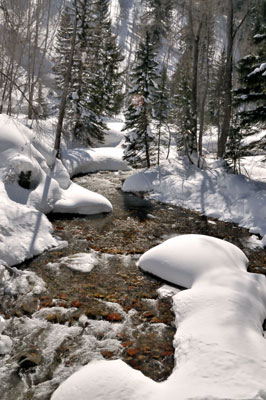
[
  {"left": 169, "top": 55, "right": 195, "bottom": 158},
  {"left": 123, "top": 31, "right": 159, "bottom": 168},
  {"left": 53, "top": 1, "right": 107, "bottom": 146},
  {"left": 53, "top": 6, "right": 74, "bottom": 91},
  {"left": 87, "top": 0, "right": 124, "bottom": 116},
  {"left": 233, "top": 3, "right": 266, "bottom": 155},
  {"left": 153, "top": 65, "right": 170, "bottom": 164},
  {"left": 70, "top": 0, "right": 106, "bottom": 145}
]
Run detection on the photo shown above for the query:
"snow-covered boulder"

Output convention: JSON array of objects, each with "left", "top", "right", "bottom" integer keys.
[{"left": 53, "top": 182, "right": 112, "bottom": 214}]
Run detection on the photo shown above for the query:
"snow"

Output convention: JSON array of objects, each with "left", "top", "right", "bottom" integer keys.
[
  {"left": 62, "top": 146, "right": 130, "bottom": 177},
  {"left": 122, "top": 157, "right": 266, "bottom": 242},
  {"left": 53, "top": 182, "right": 112, "bottom": 214},
  {"left": 52, "top": 234, "right": 266, "bottom": 400},
  {"left": 0, "top": 316, "right": 12, "bottom": 355},
  {"left": 47, "top": 251, "right": 99, "bottom": 273},
  {"left": 0, "top": 114, "right": 122, "bottom": 266}
]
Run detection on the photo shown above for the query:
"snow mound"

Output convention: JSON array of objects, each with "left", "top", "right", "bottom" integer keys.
[
  {"left": 53, "top": 182, "right": 112, "bottom": 214},
  {"left": 51, "top": 359, "right": 159, "bottom": 400},
  {"left": 51, "top": 235, "right": 266, "bottom": 400},
  {"left": 138, "top": 234, "right": 248, "bottom": 287},
  {"left": 62, "top": 147, "right": 130, "bottom": 177}
]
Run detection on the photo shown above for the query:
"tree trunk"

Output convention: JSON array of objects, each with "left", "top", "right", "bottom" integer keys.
[
  {"left": 54, "top": 3, "right": 78, "bottom": 159},
  {"left": 188, "top": 0, "right": 202, "bottom": 156},
  {"left": 217, "top": 0, "right": 233, "bottom": 158}
]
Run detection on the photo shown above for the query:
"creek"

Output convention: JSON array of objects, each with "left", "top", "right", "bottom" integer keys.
[{"left": 0, "top": 169, "right": 265, "bottom": 400}]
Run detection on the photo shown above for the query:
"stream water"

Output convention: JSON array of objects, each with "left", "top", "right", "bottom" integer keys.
[{"left": 0, "top": 170, "right": 265, "bottom": 400}]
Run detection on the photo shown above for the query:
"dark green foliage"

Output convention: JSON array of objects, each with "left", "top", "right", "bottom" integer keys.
[
  {"left": 233, "top": 2, "right": 266, "bottom": 155},
  {"left": 53, "top": 6, "right": 73, "bottom": 90},
  {"left": 169, "top": 54, "right": 197, "bottom": 156},
  {"left": 141, "top": 0, "right": 174, "bottom": 45},
  {"left": 153, "top": 65, "right": 170, "bottom": 163},
  {"left": 225, "top": 116, "right": 245, "bottom": 173},
  {"left": 123, "top": 31, "right": 159, "bottom": 168},
  {"left": 53, "top": 0, "right": 123, "bottom": 146}
]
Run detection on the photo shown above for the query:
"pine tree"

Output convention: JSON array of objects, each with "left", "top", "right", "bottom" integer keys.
[
  {"left": 123, "top": 31, "right": 159, "bottom": 168},
  {"left": 53, "top": 1, "right": 107, "bottom": 146},
  {"left": 70, "top": 0, "right": 106, "bottom": 145},
  {"left": 225, "top": 115, "right": 245, "bottom": 173},
  {"left": 233, "top": 2, "right": 266, "bottom": 154},
  {"left": 86, "top": 0, "right": 124, "bottom": 116},
  {"left": 53, "top": 6, "right": 74, "bottom": 91},
  {"left": 169, "top": 53, "right": 195, "bottom": 159},
  {"left": 142, "top": 0, "right": 174, "bottom": 45},
  {"left": 153, "top": 65, "right": 170, "bottom": 164}
]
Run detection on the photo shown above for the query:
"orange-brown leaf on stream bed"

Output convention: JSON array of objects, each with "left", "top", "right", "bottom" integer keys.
[
  {"left": 71, "top": 300, "right": 82, "bottom": 308},
  {"left": 106, "top": 313, "right": 123, "bottom": 322},
  {"left": 162, "top": 351, "right": 174, "bottom": 357},
  {"left": 55, "top": 226, "right": 64, "bottom": 231},
  {"left": 143, "top": 311, "right": 154, "bottom": 318},
  {"left": 101, "top": 351, "right": 115, "bottom": 359},
  {"left": 40, "top": 300, "right": 53, "bottom": 308},
  {"left": 122, "top": 341, "right": 134, "bottom": 348},
  {"left": 127, "top": 348, "right": 139, "bottom": 356},
  {"left": 151, "top": 317, "right": 164, "bottom": 324}
]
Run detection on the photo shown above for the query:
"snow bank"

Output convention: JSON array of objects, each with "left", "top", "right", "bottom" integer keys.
[
  {"left": 51, "top": 235, "right": 266, "bottom": 400},
  {"left": 62, "top": 147, "right": 130, "bottom": 177},
  {"left": 0, "top": 115, "right": 113, "bottom": 266},
  {"left": 0, "top": 180, "right": 58, "bottom": 265},
  {"left": 122, "top": 158, "right": 266, "bottom": 240}
]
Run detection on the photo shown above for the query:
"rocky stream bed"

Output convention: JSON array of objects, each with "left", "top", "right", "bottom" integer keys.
[{"left": 0, "top": 170, "right": 265, "bottom": 399}]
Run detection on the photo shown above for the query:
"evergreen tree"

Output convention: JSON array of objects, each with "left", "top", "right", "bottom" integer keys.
[
  {"left": 86, "top": 0, "right": 124, "bottom": 116},
  {"left": 69, "top": 0, "right": 106, "bottom": 145},
  {"left": 53, "top": 6, "right": 74, "bottom": 91},
  {"left": 142, "top": 0, "right": 174, "bottom": 45},
  {"left": 53, "top": 1, "right": 107, "bottom": 146},
  {"left": 233, "top": 1, "right": 266, "bottom": 154},
  {"left": 225, "top": 115, "right": 245, "bottom": 173},
  {"left": 123, "top": 31, "right": 159, "bottom": 168},
  {"left": 169, "top": 54, "right": 195, "bottom": 159},
  {"left": 153, "top": 65, "right": 170, "bottom": 164}
]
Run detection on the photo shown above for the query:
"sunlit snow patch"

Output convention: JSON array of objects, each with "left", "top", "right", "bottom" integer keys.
[
  {"left": 53, "top": 182, "right": 112, "bottom": 214},
  {"left": 51, "top": 234, "right": 266, "bottom": 400},
  {"left": 62, "top": 147, "right": 130, "bottom": 178}
]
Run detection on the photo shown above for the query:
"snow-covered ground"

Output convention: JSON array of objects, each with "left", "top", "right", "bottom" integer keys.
[
  {"left": 122, "top": 129, "right": 266, "bottom": 245},
  {"left": 1, "top": 115, "right": 266, "bottom": 399}
]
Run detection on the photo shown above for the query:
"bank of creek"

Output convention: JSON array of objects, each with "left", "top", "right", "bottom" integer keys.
[{"left": 0, "top": 169, "right": 266, "bottom": 400}]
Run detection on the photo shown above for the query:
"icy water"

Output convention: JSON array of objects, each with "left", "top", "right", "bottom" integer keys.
[{"left": 0, "top": 170, "right": 265, "bottom": 400}]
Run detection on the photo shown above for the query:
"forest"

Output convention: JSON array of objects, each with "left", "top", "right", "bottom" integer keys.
[
  {"left": 0, "top": 1, "right": 266, "bottom": 400},
  {"left": 0, "top": 0, "right": 265, "bottom": 170}
]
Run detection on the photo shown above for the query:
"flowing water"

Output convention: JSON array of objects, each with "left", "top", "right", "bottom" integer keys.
[{"left": 0, "top": 170, "right": 265, "bottom": 399}]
